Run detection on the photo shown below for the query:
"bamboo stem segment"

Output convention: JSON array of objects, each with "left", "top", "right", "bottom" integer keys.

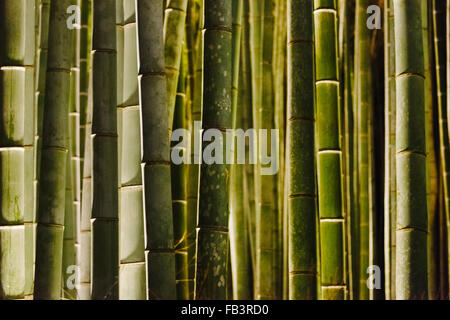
[
  {"left": 393, "top": 0, "right": 428, "bottom": 300},
  {"left": 136, "top": 0, "right": 177, "bottom": 300},
  {"left": 287, "top": 0, "right": 317, "bottom": 300}
]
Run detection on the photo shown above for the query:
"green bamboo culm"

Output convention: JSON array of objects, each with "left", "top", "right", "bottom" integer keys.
[
  {"left": 445, "top": 0, "right": 450, "bottom": 294},
  {"left": 33, "top": 0, "right": 72, "bottom": 300},
  {"left": 384, "top": 0, "right": 396, "bottom": 300},
  {"left": 273, "top": 1, "right": 287, "bottom": 298},
  {"left": 241, "top": 0, "right": 257, "bottom": 279},
  {"left": 249, "top": 0, "right": 269, "bottom": 300},
  {"left": 30, "top": 0, "right": 50, "bottom": 298},
  {"left": 172, "top": 46, "right": 189, "bottom": 300},
  {"left": 118, "top": 0, "right": 146, "bottom": 300},
  {"left": 354, "top": 0, "right": 374, "bottom": 300},
  {"left": 0, "top": 0, "right": 35, "bottom": 299},
  {"left": 393, "top": 0, "right": 428, "bottom": 300},
  {"left": 164, "top": 0, "right": 188, "bottom": 133},
  {"left": 186, "top": 0, "right": 203, "bottom": 299},
  {"left": 195, "top": 0, "right": 232, "bottom": 300},
  {"left": 314, "top": 0, "right": 346, "bottom": 300},
  {"left": 90, "top": 0, "right": 118, "bottom": 300},
  {"left": 63, "top": 0, "right": 81, "bottom": 299},
  {"left": 287, "top": 0, "right": 317, "bottom": 300},
  {"left": 79, "top": 40, "right": 93, "bottom": 300},
  {"left": 422, "top": 0, "right": 439, "bottom": 300},
  {"left": 135, "top": 0, "right": 177, "bottom": 300},
  {"left": 79, "top": 0, "right": 92, "bottom": 181},
  {"left": 261, "top": 0, "right": 279, "bottom": 299},
  {"left": 229, "top": 0, "right": 253, "bottom": 300}
]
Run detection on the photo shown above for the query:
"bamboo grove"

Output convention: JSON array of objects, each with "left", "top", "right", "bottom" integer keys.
[{"left": 2, "top": 0, "right": 450, "bottom": 301}]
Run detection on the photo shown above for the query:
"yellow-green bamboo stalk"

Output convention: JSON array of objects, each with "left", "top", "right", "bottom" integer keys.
[
  {"left": 186, "top": 6, "right": 203, "bottom": 299},
  {"left": 241, "top": 0, "right": 256, "bottom": 280},
  {"left": 164, "top": 0, "right": 188, "bottom": 133},
  {"left": 0, "top": 0, "right": 35, "bottom": 299},
  {"left": 229, "top": 0, "right": 252, "bottom": 300},
  {"left": 274, "top": 0, "right": 287, "bottom": 299},
  {"left": 433, "top": 0, "right": 450, "bottom": 297},
  {"left": 314, "top": 0, "right": 346, "bottom": 300},
  {"left": 34, "top": 0, "right": 72, "bottom": 300},
  {"left": 172, "top": 46, "right": 189, "bottom": 300},
  {"left": 393, "top": 0, "right": 428, "bottom": 300},
  {"left": 354, "top": 0, "right": 373, "bottom": 300},
  {"left": 384, "top": 0, "right": 396, "bottom": 300},
  {"left": 422, "top": 0, "right": 439, "bottom": 300}
]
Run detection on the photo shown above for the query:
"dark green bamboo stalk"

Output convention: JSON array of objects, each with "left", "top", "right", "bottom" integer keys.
[
  {"left": 79, "top": 49, "right": 93, "bottom": 301},
  {"left": 314, "top": 0, "right": 346, "bottom": 300},
  {"left": 393, "top": 0, "right": 428, "bottom": 300},
  {"left": 172, "top": 47, "right": 189, "bottom": 300},
  {"left": 136, "top": 0, "right": 176, "bottom": 300},
  {"left": 423, "top": 0, "right": 439, "bottom": 300},
  {"left": 34, "top": 0, "right": 72, "bottom": 300},
  {"left": 229, "top": 0, "right": 252, "bottom": 300},
  {"left": 164, "top": 0, "right": 188, "bottom": 133},
  {"left": 90, "top": 0, "right": 118, "bottom": 300},
  {"left": 433, "top": 0, "right": 450, "bottom": 297},
  {"left": 186, "top": 1, "right": 203, "bottom": 298},
  {"left": 118, "top": 0, "right": 145, "bottom": 300},
  {"left": 79, "top": 0, "right": 93, "bottom": 300},
  {"left": 0, "top": 0, "right": 35, "bottom": 299},
  {"left": 79, "top": 0, "right": 92, "bottom": 183},
  {"left": 195, "top": 0, "right": 232, "bottom": 300},
  {"left": 262, "top": 0, "right": 279, "bottom": 300},
  {"left": 354, "top": 0, "right": 373, "bottom": 300},
  {"left": 241, "top": 0, "right": 256, "bottom": 280},
  {"left": 287, "top": 0, "right": 317, "bottom": 300},
  {"left": 63, "top": 2, "right": 81, "bottom": 298},
  {"left": 274, "top": 0, "right": 287, "bottom": 299},
  {"left": 384, "top": 0, "right": 396, "bottom": 300}
]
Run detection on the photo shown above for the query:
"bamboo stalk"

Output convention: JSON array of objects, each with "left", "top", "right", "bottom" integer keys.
[
  {"left": 79, "top": 0, "right": 92, "bottom": 181},
  {"left": 393, "top": 0, "right": 428, "bottom": 300},
  {"left": 229, "top": 0, "right": 252, "bottom": 300},
  {"left": 79, "top": 0, "right": 93, "bottom": 300},
  {"left": 118, "top": 0, "right": 146, "bottom": 300},
  {"left": 274, "top": 0, "right": 287, "bottom": 299},
  {"left": 164, "top": 0, "right": 188, "bottom": 133},
  {"left": 63, "top": 1, "right": 81, "bottom": 298},
  {"left": 432, "top": 0, "right": 450, "bottom": 299},
  {"left": 136, "top": 0, "right": 177, "bottom": 300},
  {"left": 354, "top": 0, "right": 373, "bottom": 300},
  {"left": 195, "top": 0, "right": 232, "bottom": 300},
  {"left": 172, "top": 46, "right": 189, "bottom": 300},
  {"left": 314, "top": 0, "right": 346, "bottom": 300},
  {"left": 90, "top": 0, "right": 118, "bottom": 300},
  {"left": 241, "top": 0, "right": 257, "bottom": 282},
  {"left": 34, "top": 0, "right": 72, "bottom": 300},
  {"left": 384, "top": 0, "right": 397, "bottom": 300},
  {"left": 186, "top": 1, "right": 203, "bottom": 298},
  {"left": 287, "top": 0, "right": 317, "bottom": 300},
  {"left": 0, "top": 0, "right": 35, "bottom": 299},
  {"left": 446, "top": 0, "right": 450, "bottom": 295},
  {"left": 422, "top": 0, "right": 439, "bottom": 300}
]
